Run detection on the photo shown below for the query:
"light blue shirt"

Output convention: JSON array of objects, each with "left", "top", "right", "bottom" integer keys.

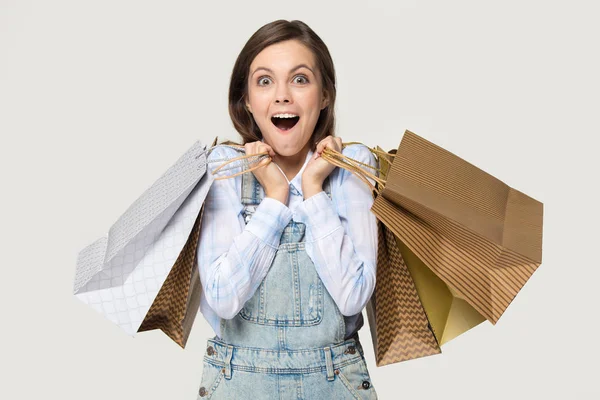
[{"left": 196, "top": 142, "right": 378, "bottom": 339}]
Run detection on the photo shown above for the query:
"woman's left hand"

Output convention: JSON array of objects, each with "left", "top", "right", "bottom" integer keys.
[{"left": 302, "top": 136, "right": 342, "bottom": 188}]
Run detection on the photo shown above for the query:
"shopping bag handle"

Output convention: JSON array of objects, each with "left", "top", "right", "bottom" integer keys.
[
  {"left": 319, "top": 147, "right": 384, "bottom": 195},
  {"left": 320, "top": 142, "right": 395, "bottom": 195},
  {"left": 207, "top": 142, "right": 393, "bottom": 192},
  {"left": 205, "top": 143, "right": 272, "bottom": 181}
]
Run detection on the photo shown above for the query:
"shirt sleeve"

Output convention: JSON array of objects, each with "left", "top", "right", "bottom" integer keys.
[
  {"left": 292, "top": 144, "right": 378, "bottom": 317},
  {"left": 197, "top": 146, "right": 293, "bottom": 320}
]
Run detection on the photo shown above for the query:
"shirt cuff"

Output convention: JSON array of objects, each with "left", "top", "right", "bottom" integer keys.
[
  {"left": 245, "top": 197, "right": 293, "bottom": 248},
  {"left": 293, "top": 191, "right": 342, "bottom": 241}
]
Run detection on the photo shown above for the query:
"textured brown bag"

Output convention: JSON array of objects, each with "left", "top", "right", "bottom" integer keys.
[
  {"left": 365, "top": 217, "right": 442, "bottom": 366},
  {"left": 365, "top": 146, "right": 441, "bottom": 366},
  {"left": 364, "top": 130, "right": 543, "bottom": 365},
  {"left": 136, "top": 202, "right": 205, "bottom": 348}
]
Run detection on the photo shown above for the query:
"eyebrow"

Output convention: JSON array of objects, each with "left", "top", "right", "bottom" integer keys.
[{"left": 251, "top": 64, "right": 315, "bottom": 77}]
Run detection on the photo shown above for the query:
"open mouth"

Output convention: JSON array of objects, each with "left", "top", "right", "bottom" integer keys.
[{"left": 271, "top": 116, "right": 300, "bottom": 131}]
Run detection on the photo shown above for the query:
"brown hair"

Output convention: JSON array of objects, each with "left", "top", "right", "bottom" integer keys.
[{"left": 224, "top": 20, "right": 336, "bottom": 152}]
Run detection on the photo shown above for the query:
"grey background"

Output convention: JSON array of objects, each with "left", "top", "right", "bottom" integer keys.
[{"left": 1, "top": 0, "right": 599, "bottom": 399}]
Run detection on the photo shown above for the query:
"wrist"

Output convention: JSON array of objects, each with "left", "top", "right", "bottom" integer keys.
[
  {"left": 302, "top": 182, "right": 323, "bottom": 200},
  {"left": 266, "top": 188, "right": 289, "bottom": 205}
]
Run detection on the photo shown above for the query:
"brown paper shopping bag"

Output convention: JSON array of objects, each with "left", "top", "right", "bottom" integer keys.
[
  {"left": 373, "top": 141, "right": 485, "bottom": 349},
  {"left": 326, "top": 131, "right": 543, "bottom": 366},
  {"left": 365, "top": 147, "right": 441, "bottom": 366},
  {"left": 370, "top": 130, "right": 544, "bottom": 353},
  {"left": 396, "top": 235, "right": 486, "bottom": 346},
  {"left": 136, "top": 203, "right": 205, "bottom": 348}
]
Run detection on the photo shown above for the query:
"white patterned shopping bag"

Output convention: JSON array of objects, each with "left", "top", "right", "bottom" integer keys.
[{"left": 73, "top": 139, "right": 215, "bottom": 337}]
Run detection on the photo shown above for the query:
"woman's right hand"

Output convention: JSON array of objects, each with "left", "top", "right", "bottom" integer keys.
[{"left": 244, "top": 141, "right": 289, "bottom": 204}]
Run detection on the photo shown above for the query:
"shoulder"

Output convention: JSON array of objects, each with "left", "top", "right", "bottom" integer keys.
[
  {"left": 207, "top": 144, "right": 243, "bottom": 163},
  {"left": 205, "top": 144, "right": 246, "bottom": 208},
  {"left": 341, "top": 143, "right": 376, "bottom": 167},
  {"left": 334, "top": 143, "right": 377, "bottom": 183},
  {"left": 207, "top": 144, "right": 246, "bottom": 178}
]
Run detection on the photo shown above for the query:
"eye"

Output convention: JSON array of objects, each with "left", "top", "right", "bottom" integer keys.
[
  {"left": 257, "top": 76, "right": 272, "bottom": 86},
  {"left": 293, "top": 75, "right": 309, "bottom": 84}
]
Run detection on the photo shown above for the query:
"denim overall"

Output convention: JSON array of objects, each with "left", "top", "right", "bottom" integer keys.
[{"left": 197, "top": 169, "right": 378, "bottom": 400}]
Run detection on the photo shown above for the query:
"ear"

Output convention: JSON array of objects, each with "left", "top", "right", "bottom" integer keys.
[
  {"left": 244, "top": 96, "right": 252, "bottom": 113},
  {"left": 321, "top": 91, "right": 330, "bottom": 110}
]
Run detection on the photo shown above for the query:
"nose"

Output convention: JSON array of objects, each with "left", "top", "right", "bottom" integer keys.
[{"left": 274, "top": 85, "right": 292, "bottom": 104}]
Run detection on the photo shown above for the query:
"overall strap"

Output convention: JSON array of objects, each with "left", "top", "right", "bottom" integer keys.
[{"left": 240, "top": 161, "right": 264, "bottom": 206}]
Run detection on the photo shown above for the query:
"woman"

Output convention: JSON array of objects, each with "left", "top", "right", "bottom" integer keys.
[{"left": 196, "top": 19, "right": 379, "bottom": 399}]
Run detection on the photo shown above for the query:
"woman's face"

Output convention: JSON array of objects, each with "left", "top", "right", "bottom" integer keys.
[{"left": 245, "top": 39, "right": 329, "bottom": 157}]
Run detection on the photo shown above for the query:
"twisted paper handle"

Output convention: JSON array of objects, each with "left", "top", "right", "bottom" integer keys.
[
  {"left": 206, "top": 144, "right": 271, "bottom": 181},
  {"left": 207, "top": 142, "right": 395, "bottom": 192},
  {"left": 319, "top": 149, "right": 381, "bottom": 195},
  {"left": 320, "top": 142, "right": 394, "bottom": 195}
]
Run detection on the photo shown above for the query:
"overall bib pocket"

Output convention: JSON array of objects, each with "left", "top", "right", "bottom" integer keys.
[{"left": 239, "top": 239, "right": 325, "bottom": 327}]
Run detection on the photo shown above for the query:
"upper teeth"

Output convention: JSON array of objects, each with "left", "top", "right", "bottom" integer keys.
[{"left": 273, "top": 113, "right": 298, "bottom": 118}]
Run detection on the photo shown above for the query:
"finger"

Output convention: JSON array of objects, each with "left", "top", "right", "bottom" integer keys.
[
  {"left": 320, "top": 137, "right": 336, "bottom": 153},
  {"left": 245, "top": 142, "right": 265, "bottom": 166},
  {"left": 244, "top": 143, "right": 255, "bottom": 164},
  {"left": 257, "top": 143, "right": 274, "bottom": 159},
  {"left": 316, "top": 136, "right": 332, "bottom": 153},
  {"left": 258, "top": 142, "right": 273, "bottom": 155},
  {"left": 244, "top": 142, "right": 255, "bottom": 155},
  {"left": 334, "top": 137, "right": 342, "bottom": 152}
]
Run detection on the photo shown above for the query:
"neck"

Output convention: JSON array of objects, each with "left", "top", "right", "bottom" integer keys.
[{"left": 271, "top": 142, "right": 311, "bottom": 182}]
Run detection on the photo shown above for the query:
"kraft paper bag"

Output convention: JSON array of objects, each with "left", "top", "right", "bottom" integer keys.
[
  {"left": 357, "top": 130, "right": 543, "bottom": 366},
  {"left": 137, "top": 203, "right": 205, "bottom": 348},
  {"left": 366, "top": 146, "right": 441, "bottom": 366},
  {"left": 396, "top": 235, "right": 486, "bottom": 346},
  {"left": 370, "top": 130, "right": 544, "bottom": 346}
]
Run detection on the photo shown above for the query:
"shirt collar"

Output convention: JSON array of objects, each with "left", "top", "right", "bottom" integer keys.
[
  {"left": 260, "top": 138, "right": 313, "bottom": 196},
  {"left": 289, "top": 148, "right": 313, "bottom": 196}
]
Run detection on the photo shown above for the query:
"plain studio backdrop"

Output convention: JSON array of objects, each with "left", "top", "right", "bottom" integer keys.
[{"left": 1, "top": 1, "right": 598, "bottom": 399}]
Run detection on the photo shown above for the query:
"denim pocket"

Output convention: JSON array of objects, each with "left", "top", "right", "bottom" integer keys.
[
  {"left": 197, "top": 361, "right": 225, "bottom": 399},
  {"left": 240, "top": 245, "right": 324, "bottom": 326},
  {"left": 336, "top": 359, "right": 377, "bottom": 400}
]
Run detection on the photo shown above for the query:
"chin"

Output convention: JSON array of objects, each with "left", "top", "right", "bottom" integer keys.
[
  {"left": 272, "top": 146, "right": 300, "bottom": 157},
  {"left": 263, "top": 137, "right": 309, "bottom": 158}
]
